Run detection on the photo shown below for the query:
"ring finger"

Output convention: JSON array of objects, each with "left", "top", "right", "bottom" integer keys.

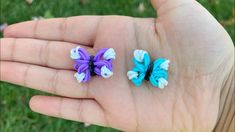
[{"left": 0, "top": 61, "right": 90, "bottom": 98}]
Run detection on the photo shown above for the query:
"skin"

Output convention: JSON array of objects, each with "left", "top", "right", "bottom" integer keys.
[{"left": 0, "top": 0, "right": 234, "bottom": 131}]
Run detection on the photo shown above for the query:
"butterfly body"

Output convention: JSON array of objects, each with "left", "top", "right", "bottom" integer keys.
[
  {"left": 88, "top": 55, "right": 96, "bottom": 76},
  {"left": 127, "top": 50, "right": 170, "bottom": 89},
  {"left": 71, "top": 47, "right": 116, "bottom": 83}
]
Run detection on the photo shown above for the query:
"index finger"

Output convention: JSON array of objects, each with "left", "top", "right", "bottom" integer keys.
[{"left": 4, "top": 16, "right": 103, "bottom": 46}]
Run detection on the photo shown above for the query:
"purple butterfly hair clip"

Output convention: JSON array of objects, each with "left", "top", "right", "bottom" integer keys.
[{"left": 70, "top": 46, "right": 116, "bottom": 83}]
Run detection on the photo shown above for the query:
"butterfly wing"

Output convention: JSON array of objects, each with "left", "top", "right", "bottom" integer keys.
[
  {"left": 70, "top": 46, "right": 91, "bottom": 82},
  {"left": 127, "top": 50, "right": 150, "bottom": 87},
  {"left": 93, "top": 48, "right": 116, "bottom": 78},
  {"left": 149, "top": 58, "right": 170, "bottom": 89}
]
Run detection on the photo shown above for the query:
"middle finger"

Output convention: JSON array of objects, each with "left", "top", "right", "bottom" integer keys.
[{"left": 0, "top": 38, "right": 93, "bottom": 69}]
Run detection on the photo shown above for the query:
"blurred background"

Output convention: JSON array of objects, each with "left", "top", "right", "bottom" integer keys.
[{"left": 0, "top": 0, "right": 234, "bottom": 132}]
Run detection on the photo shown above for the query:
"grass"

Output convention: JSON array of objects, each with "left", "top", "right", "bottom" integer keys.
[{"left": 0, "top": 0, "right": 234, "bottom": 132}]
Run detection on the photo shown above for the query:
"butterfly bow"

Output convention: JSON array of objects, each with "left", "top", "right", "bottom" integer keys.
[
  {"left": 127, "top": 50, "right": 170, "bottom": 89},
  {"left": 70, "top": 46, "right": 116, "bottom": 83}
]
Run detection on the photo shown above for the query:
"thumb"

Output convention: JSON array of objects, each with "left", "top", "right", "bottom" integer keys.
[{"left": 150, "top": 0, "right": 194, "bottom": 16}]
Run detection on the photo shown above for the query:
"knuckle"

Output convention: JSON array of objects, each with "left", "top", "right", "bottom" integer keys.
[
  {"left": 33, "top": 20, "right": 40, "bottom": 38},
  {"left": 23, "top": 64, "right": 32, "bottom": 86},
  {"left": 60, "top": 18, "right": 68, "bottom": 41},
  {"left": 50, "top": 70, "right": 60, "bottom": 94},
  {"left": 11, "top": 38, "right": 17, "bottom": 61},
  {"left": 39, "top": 41, "right": 51, "bottom": 66},
  {"left": 58, "top": 98, "right": 64, "bottom": 118},
  {"left": 77, "top": 100, "right": 85, "bottom": 122}
]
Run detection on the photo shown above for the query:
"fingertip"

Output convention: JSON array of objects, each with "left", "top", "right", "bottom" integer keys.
[
  {"left": 29, "top": 95, "right": 42, "bottom": 112},
  {"left": 3, "top": 23, "right": 21, "bottom": 37},
  {"left": 29, "top": 95, "right": 60, "bottom": 115},
  {"left": 150, "top": 0, "right": 159, "bottom": 11},
  {"left": 151, "top": 0, "right": 195, "bottom": 16},
  {"left": 3, "top": 25, "right": 13, "bottom": 37},
  {"left": 3, "top": 21, "right": 35, "bottom": 38}
]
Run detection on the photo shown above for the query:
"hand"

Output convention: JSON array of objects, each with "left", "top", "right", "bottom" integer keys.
[{"left": 1, "top": 0, "right": 234, "bottom": 131}]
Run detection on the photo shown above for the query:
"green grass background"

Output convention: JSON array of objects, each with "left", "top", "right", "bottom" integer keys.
[{"left": 0, "top": 0, "right": 234, "bottom": 132}]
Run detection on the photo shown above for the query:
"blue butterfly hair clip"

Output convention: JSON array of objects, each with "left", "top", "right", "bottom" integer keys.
[{"left": 127, "top": 50, "right": 170, "bottom": 89}]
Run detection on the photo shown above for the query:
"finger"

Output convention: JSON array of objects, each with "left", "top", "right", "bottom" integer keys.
[
  {"left": 4, "top": 16, "right": 102, "bottom": 46},
  {"left": 0, "top": 38, "right": 93, "bottom": 69},
  {"left": 151, "top": 0, "right": 194, "bottom": 15},
  {"left": 30, "top": 95, "right": 107, "bottom": 127},
  {"left": 0, "top": 61, "right": 89, "bottom": 98}
]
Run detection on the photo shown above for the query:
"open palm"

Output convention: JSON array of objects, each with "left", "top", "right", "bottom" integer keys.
[{"left": 1, "top": 0, "right": 234, "bottom": 131}]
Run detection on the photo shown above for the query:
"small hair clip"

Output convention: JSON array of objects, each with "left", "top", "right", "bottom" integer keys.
[
  {"left": 127, "top": 50, "right": 170, "bottom": 89},
  {"left": 70, "top": 46, "right": 116, "bottom": 83}
]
